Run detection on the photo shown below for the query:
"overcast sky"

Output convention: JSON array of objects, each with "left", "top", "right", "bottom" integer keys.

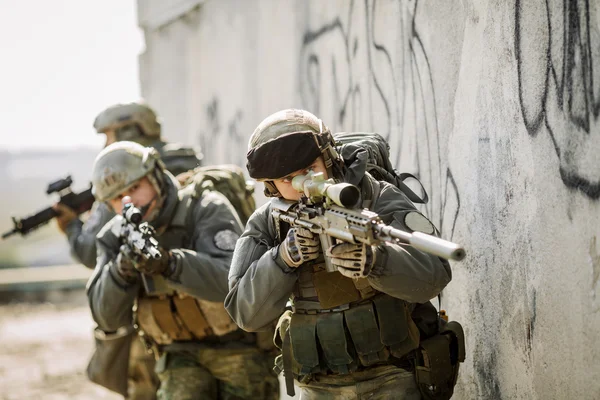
[{"left": 0, "top": 0, "right": 144, "bottom": 151}]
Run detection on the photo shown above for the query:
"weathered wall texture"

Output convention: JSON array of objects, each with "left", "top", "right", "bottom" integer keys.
[{"left": 138, "top": 0, "right": 600, "bottom": 398}]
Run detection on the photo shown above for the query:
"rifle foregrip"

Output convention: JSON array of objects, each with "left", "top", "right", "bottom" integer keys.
[{"left": 410, "top": 232, "right": 466, "bottom": 261}]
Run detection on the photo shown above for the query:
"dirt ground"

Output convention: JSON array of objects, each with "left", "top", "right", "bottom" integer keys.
[
  {"left": 0, "top": 289, "right": 121, "bottom": 400},
  {"left": 0, "top": 288, "right": 296, "bottom": 400}
]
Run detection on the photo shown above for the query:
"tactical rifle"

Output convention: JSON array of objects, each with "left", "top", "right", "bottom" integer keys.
[
  {"left": 119, "top": 199, "right": 166, "bottom": 294},
  {"left": 271, "top": 172, "right": 466, "bottom": 273},
  {"left": 2, "top": 176, "right": 95, "bottom": 239},
  {"left": 120, "top": 200, "right": 162, "bottom": 261}
]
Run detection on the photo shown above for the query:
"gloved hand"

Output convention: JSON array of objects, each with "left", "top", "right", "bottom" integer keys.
[
  {"left": 115, "top": 245, "right": 140, "bottom": 283},
  {"left": 279, "top": 227, "right": 320, "bottom": 268},
  {"left": 133, "top": 247, "right": 171, "bottom": 276},
  {"left": 52, "top": 203, "right": 78, "bottom": 234},
  {"left": 327, "top": 242, "right": 376, "bottom": 279}
]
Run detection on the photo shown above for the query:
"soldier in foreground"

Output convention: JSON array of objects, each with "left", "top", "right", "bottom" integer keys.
[
  {"left": 87, "top": 141, "right": 279, "bottom": 400},
  {"left": 51, "top": 103, "right": 201, "bottom": 400},
  {"left": 53, "top": 102, "right": 201, "bottom": 269},
  {"left": 225, "top": 109, "right": 464, "bottom": 399}
]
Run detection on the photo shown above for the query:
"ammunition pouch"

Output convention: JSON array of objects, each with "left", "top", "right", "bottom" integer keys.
[
  {"left": 275, "top": 294, "right": 419, "bottom": 383},
  {"left": 415, "top": 320, "right": 465, "bottom": 400},
  {"left": 136, "top": 292, "right": 238, "bottom": 346}
]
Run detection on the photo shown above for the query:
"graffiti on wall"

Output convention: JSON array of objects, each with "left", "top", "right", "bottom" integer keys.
[
  {"left": 516, "top": 0, "right": 600, "bottom": 199},
  {"left": 298, "top": 0, "right": 461, "bottom": 239}
]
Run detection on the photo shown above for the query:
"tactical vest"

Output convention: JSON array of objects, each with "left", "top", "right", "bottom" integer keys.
[
  {"left": 275, "top": 177, "right": 420, "bottom": 380},
  {"left": 135, "top": 184, "right": 238, "bottom": 346},
  {"left": 282, "top": 261, "right": 420, "bottom": 378}
]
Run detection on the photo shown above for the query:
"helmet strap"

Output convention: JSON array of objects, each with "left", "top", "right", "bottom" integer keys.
[
  {"left": 263, "top": 181, "right": 281, "bottom": 197},
  {"left": 144, "top": 169, "right": 166, "bottom": 221},
  {"left": 316, "top": 127, "right": 344, "bottom": 180}
]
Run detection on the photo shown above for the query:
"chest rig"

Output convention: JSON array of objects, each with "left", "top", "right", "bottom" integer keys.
[
  {"left": 273, "top": 178, "right": 421, "bottom": 380},
  {"left": 135, "top": 185, "right": 238, "bottom": 347}
]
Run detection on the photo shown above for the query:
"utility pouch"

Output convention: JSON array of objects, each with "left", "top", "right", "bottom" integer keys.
[
  {"left": 374, "top": 295, "right": 420, "bottom": 358},
  {"left": 195, "top": 299, "right": 239, "bottom": 336},
  {"left": 86, "top": 325, "right": 135, "bottom": 397},
  {"left": 313, "top": 270, "right": 361, "bottom": 309},
  {"left": 289, "top": 313, "right": 320, "bottom": 376},
  {"left": 150, "top": 297, "right": 193, "bottom": 341},
  {"left": 136, "top": 297, "right": 172, "bottom": 345},
  {"left": 172, "top": 295, "right": 212, "bottom": 339},
  {"left": 415, "top": 320, "right": 465, "bottom": 400},
  {"left": 316, "top": 312, "right": 354, "bottom": 373},
  {"left": 345, "top": 302, "right": 388, "bottom": 366}
]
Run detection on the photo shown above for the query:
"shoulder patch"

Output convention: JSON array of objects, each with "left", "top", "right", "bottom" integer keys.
[
  {"left": 213, "top": 229, "right": 240, "bottom": 251},
  {"left": 404, "top": 211, "right": 435, "bottom": 234}
]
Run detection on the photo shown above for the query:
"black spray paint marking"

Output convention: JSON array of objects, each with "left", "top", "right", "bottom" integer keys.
[
  {"left": 516, "top": 0, "right": 600, "bottom": 199},
  {"left": 298, "top": 0, "right": 461, "bottom": 238}
]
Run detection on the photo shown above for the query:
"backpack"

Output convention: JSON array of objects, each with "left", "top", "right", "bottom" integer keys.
[
  {"left": 177, "top": 164, "right": 256, "bottom": 225},
  {"left": 157, "top": 142, "right": 203, "bottom": 176},
  {"left": 333, "top": 132, "right": 428, "bottom": 204}
]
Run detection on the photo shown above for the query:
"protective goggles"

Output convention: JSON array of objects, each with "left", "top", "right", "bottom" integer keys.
[{"left": 246, "top": 131, "right": 323, "bottom": 180}]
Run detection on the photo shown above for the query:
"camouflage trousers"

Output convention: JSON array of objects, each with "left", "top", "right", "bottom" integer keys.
[
  {"left": 297, "top": 365, "right": 421, "bottom": 400},
  {"left": 155, "top": 344, "right": 279, "bottom": 400}
]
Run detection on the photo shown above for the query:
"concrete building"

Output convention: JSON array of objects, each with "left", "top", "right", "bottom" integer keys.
[{"left": 136, "top": 0, "right": 600, "bottom": 398}]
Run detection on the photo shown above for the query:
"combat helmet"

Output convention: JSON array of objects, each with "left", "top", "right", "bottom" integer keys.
[
  {"left": 91, "top": 141, "right": 166, "bottom": 203},
  {"left": 93, "top": 102, "right": 162, "bottom": 145},
  {"left": 246, "top": 109, "right": 342, "bottom": 196}
]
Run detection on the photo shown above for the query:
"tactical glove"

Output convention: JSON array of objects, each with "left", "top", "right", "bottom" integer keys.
[
  {"left": 52, "top": 203, "right": 78, "bottom": 234},
  {"left": 279, "top": 227, "right": 320, "bottom": 268},
  {"left": 133, "top": 247, "right": 172, "bottom": 276},
  {"left": 115, "top": 245, "right": 140, "bottom": 283},
  {"left": 327, "top": 242, "right": 376, "bottom": 279}
]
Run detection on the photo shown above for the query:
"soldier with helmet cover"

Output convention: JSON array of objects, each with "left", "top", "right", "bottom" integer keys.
[
  {"left": 51, "top": 102, "right": 201, "bottom": 400},
  {"left": 87, "top": 141, "right": 279, "bottom": 400},
  {"left": 225, "top": 109, "right": 459, "bottom": 399},
  {"left": 54, "top": 102, "right": 202, "bottom": 270}
]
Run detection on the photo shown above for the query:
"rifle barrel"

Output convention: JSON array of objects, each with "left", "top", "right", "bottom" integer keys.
[
  {"left": 2, "top": 229, "right": 17, "bottom": 239},
  {"left": 380, "top": 224, "right": 466, "bottom": 261}
]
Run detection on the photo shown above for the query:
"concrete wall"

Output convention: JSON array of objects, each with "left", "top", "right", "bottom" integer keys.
[{"left": 137, "top": 0, "right": 600, "bottom": 398}]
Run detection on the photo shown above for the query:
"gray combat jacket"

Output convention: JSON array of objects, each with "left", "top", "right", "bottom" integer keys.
[
  {"left": 225, "top": 156, "right": 452, "bottom": 334},
  {"left": 66, "top": 141, "right": 201, "bottom": 269},
  {"left": 87, "top": 173, "right": 242, "bottom": 336}
]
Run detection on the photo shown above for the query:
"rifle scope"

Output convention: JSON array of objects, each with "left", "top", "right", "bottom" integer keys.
[{"left": 292, "top": 172, "right": 360, "bottom": 208}]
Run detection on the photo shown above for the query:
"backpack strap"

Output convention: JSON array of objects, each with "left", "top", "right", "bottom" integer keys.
[
  {"left": 360, "top": 173, "right": 381, "bottom": 210},
  {"left": 169, "top": 184, "right": 200, "bottom": 248},
  {"left": 361, "top": 172, "right": 381, "bottom": 210},
  {"left": 397, "top": 173, "right": 429, "bottom": 204}
]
